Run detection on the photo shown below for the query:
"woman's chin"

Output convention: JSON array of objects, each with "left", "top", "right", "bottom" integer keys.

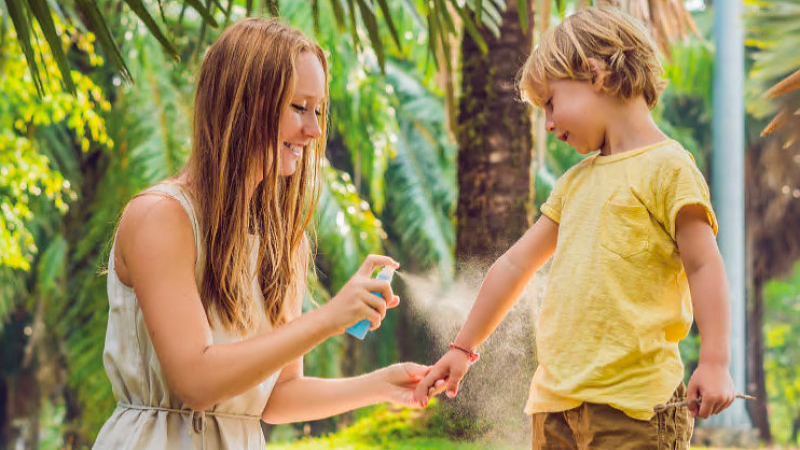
[{"left": 280, "top": 162, "right": 298, "bottom": 176}]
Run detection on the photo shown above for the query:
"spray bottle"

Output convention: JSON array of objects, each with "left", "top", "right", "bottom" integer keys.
[{"left": 345, "top": 266, "right": 396, "bottom": 340}]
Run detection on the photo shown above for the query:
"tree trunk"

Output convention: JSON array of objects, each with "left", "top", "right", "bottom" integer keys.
[
  {"left": 746, "top": 275, "right": 771, "bottom": 442},
  {"left": 456, "top": 0, "right": 534, "bottom": 263},
  {"left": 448, "top": 0, "right": 535, "bottom": 442},
  {"left": 743, "top": 121, "right": 800, "bottom": 442}
]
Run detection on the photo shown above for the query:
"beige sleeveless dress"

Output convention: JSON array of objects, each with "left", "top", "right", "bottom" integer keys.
[{"left": 94, "top": 182, "right": 281, "bottom": 449}]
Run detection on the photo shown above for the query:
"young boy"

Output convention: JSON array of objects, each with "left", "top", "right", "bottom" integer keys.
[{"left": 414, "top": 7, "right": 735, "bottom": 448}]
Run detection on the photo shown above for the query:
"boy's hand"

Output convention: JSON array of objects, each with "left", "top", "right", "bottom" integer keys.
[
  {"left": 413, "top": 350, "right": 471, "bottom": 407},
  {"left": 686, "top": 362, "right": 735, "bottom": 418}
]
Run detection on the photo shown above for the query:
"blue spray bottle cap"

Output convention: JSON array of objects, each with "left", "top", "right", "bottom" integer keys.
[{"left": 345, "top": 266, "right": 396, "bottom": 340}]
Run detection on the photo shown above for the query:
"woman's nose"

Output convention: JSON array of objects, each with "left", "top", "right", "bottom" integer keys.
[
  {"left": 545, "top": 118, "right": 555, "bottom": 133},
  {"left": 304, "top": 115, "right": 322, "bottom": 139}
]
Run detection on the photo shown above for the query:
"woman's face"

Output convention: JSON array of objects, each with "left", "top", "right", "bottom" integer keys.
[{"left": 277, "top": 52, "right": 326, "bottom": 176}]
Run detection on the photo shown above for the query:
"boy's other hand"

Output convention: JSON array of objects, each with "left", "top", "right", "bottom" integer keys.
[
  {"left": 686, "top": 362, "right": 735, "bottom": 418},
  {"left": 413, "top": 350, "right": 471, "bottom": 407}
]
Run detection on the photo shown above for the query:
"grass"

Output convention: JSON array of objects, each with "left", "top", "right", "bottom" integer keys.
[
  {"left": 269, "top": 437, "right": 513, "bottom": 449},
  {"left": 267, "top": 402, "right": 779, "bottom": 449}
]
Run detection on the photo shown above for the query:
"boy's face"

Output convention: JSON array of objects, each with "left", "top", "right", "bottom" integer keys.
[{"left": 543, "top": 79, "right": 608, "bottom": 155}]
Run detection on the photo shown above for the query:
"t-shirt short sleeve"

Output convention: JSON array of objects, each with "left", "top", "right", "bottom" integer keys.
[
  {"left": 654, "top": 151, "right": 718, "bottom": 241},
  {"left": 541, "top": 171, "right": 569, "bottom": 224}
]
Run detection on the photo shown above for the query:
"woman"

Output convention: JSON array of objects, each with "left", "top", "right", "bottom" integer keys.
[{"left": 94, "top": 18, "right": 428, "bottom": 449}]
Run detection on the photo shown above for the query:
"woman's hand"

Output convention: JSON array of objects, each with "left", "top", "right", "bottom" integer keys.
[
  {"left": 322, "top": 255, "right": 400, "bottom": 334},
  {"left": 374, "top": 363, "right": 440, "bottom": 409}
]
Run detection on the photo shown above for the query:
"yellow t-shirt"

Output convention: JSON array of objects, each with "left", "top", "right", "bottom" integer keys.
[{"left": 524, "top": 140, "right": 718, "bottom": 421}]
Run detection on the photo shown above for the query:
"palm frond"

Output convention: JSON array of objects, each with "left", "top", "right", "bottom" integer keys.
[
  {"left": 593, "top": 0, "right": 700, "bottom": 58},
  {"left": 745, "top": 0, "right": 800, "bottom": 138},
  {"left": 381, "top": 60, "right": 455, "bottom": 279},
  {"left": 312, "top": 163, "right": 385, "bottom": 292},
  {"left": 4, "top": 0, "right": 222, "bottom": 95},
  {"left": 765, "top": 68, "right": 800, "bottom": 99}
]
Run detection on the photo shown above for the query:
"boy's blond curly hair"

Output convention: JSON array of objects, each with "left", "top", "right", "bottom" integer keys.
[{"left": 519, "top": 7, "right": 667, "bottom": 110}]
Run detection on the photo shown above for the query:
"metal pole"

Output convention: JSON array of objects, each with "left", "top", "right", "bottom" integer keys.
[{"left": 708, "top": 0, "right": 751, "bottom": 429}]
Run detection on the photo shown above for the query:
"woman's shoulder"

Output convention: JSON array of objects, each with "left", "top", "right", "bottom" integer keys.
[
  {"left": 124, "top": 184, "right": 191, "bottom": 225},
  {"left": 117, "top": 187, "right": 196, "bottom": 254},
  {"left": 114, "top": 185, "right": 198, "bottom": 286}
]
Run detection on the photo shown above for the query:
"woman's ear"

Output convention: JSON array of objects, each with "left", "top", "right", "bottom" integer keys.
[{"left": 587, "top": 58, "right": 606, "bottom": 92}]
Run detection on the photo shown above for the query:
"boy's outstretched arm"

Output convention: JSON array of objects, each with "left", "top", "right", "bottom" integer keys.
[
  {"left": 675, "top": 204, "right": 735, "bottom": 419},
  {"left": 413, "top": 215, "right": 559, "bottom": 406}
]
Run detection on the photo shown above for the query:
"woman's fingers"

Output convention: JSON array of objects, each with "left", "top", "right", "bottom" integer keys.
[
  {"left": 386, "top": 295, "right": 401, "bottom": 308},
  {"left": 364, "top": 307, "right": 383, "bottom": 330},
  {"left": 402, "top": 363, "right": 429, "bottom": 381},
  {"left": 362, "top": 291, "right": 388, "bottom": 318},
  {"left": 357, "top": 254, "right": 399, "bottom": 277},
  {"left": 364, "top": 278, "right": 396, "bottom": 304}
]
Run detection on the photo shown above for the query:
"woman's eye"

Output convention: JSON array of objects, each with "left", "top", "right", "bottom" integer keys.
[
  {"left": 291, "top": 103, "right": 307, "bottom": 113},
  {"left": 314, "top": 110, "right": 322, "bottom": 117}
]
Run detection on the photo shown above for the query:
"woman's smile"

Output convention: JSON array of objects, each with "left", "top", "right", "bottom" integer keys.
[{"left": 283, "top": 141, "right": 303, "bottom": 157}]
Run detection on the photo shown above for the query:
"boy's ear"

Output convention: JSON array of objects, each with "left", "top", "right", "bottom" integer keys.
[{"left": 587, "top": 58, "right": 606, "bottom": 92}]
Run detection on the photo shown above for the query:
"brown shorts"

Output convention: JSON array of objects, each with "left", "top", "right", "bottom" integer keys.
[{"left": 531, "top": 383, "right": 693, "bottom": 450}]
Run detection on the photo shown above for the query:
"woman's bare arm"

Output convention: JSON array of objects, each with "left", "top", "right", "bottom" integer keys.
[{"left": 117, "top": 195, "right": 397, "bottom": 410}]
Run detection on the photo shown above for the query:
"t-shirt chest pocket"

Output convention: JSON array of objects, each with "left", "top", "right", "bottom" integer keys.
[{"left": 600, "top": 200, "right": 650, "bottom": 258}]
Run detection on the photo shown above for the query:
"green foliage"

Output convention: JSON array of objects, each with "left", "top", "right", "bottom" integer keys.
[
  {"left": 762, "top": 261, "right": 800, "bottom": 445},
  {"left": 21, "top": 1, "right": 458, "bottom": 442},
  {"left": 0, "top": 19, "right": 110, "bottom": 272},
  {"left": 0, "top": 1, "right": 735, "bottom": 448},
  {"left": 269, "top": 400, "right": 505, "bottom": 449},
  {"left": 664, "top": 40, "right": 714, "bottom": 107},
  {"left": 383, "top": 60, "right": 456, "bottom": 277},
  {"left": 314, "top": 163, "right": 386, "bottom": 292},
  {"left": 284, "top": 0, "right": 456, "bottom": 284},
  {"left": 745, "top": 0, "right": 800, "bottom": 120}
]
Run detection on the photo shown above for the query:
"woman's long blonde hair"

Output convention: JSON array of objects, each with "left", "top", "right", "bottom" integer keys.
[{"left": 185, "top": 18, "right": 327, "bottom": 334}]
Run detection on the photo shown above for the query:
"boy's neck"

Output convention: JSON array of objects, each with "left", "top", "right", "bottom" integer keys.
[{"left": 599, "top": 97, "right": 668, "bottom": 156}]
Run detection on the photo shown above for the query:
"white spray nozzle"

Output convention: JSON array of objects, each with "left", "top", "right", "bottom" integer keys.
[{"left": 376, "top": 266, "right": 396, "bottom": 281}]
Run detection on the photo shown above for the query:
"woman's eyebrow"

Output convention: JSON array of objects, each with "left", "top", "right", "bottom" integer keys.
[{"left": 292, "top": 92, "right": 324, "bottom": 101}]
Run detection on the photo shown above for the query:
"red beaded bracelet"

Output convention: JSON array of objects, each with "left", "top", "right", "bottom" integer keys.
[{"left": 449, "top": 342, "right": 480, "bottom": 363}]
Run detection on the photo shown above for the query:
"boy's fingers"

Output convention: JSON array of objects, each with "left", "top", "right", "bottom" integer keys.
[
  {"left": 428, "top": 379, "right": 447, "bottom": 397},
  {"left": 446, "top": 380, "right": 460, "bottom": 398},
  {"left": 415, "top": 367, "right": 443, "bottom": 404},
  {"left": 686, "top": 384, "right": 701, "bottom": 417},
  {"left": 709, "top": 393, "right": 731, "bottom": 416},
  {"left": 698, "top": 395, "right": 714, "bottom": 418},
  {"left": 445, "top": 370, "right": 463, "bottom": 398}
]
